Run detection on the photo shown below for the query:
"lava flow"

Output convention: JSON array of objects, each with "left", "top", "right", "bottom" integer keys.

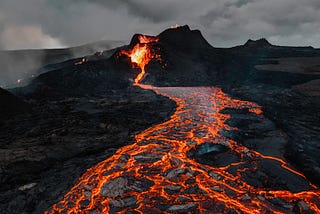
[
  {"left": 75, "top": 57, "right": 87, "bottom": 65},
  {"left": 46, "top": 36, "right": 320, "bottom": 213},
  {"left": 119, "top": 35, "right": 160, "bottom": 84}
]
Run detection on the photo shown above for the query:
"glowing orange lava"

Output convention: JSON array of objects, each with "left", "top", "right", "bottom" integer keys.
[
  {"left": 75, "top": 57, "right": 87, "bottom": 65},
  {"left": 171, "top": 24, "right": 180, "bottom": 29},
  {"left": 119, "top": 35, "right": 160, "bottom": 84},
  {"left": 138, "top": 35, "right": 159, "bottom": 44},
  {"left": 46, "top": 85, "right": 320, "bottom": 213},
  {"left": 46, "top": 36, "right": 319, "bottom": 214}
]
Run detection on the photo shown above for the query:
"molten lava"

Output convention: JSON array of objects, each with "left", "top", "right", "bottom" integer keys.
[
  {"left": 119, "top": 35, "right": 160, "bottom": 84},
  {"left": 46, "top": 35, "right": 320, "bottom": 213},
  {"left": 171, "top": 24, "right": 180, "bottom": 29},
  {"left": 75, "top": 57, "right": 87, "bottom": 65},
  {"left": 138, "top": 35, "right": 159, "bottom": 44}
]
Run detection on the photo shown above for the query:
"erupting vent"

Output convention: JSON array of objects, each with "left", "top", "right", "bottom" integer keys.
[
  {"left": 46, "top": 31, "right": 320, "bottom": 214},
  {"left": 119, "top": 35, "right": 160, "bottom": 84}
]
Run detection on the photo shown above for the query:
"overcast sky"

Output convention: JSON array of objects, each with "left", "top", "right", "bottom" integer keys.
[{"left": 1, "top": 0, "right": 320, "bottom": 50}]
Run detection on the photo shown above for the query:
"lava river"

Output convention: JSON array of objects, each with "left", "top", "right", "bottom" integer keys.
[
  {"left": 46, "top": 84, "right": 320, "bottom": 213},
  {"left": 47, "top": 36, "right": 320, "bottom": 213}
]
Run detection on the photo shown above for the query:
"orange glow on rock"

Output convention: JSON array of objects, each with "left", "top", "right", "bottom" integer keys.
[
  {"left": 171, "top": 24, "right": 180, "bottom": 29},
  {"left": 74, "top": 57, "right": 87, "bottom": 65},
  {"left": 138, "top": 35, "right": 159, "bottom": 44},
  {"left": 119, "top": 35, "right": 160, "bottom": 84},
  {"left": 46, "top": 35, "right": 319, "bottom": 214},
  {"left": 46, "top": 85, "right": 319, "bottom": 213}
]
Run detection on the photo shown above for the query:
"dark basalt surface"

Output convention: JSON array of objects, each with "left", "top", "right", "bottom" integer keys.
[
  {"left": 224, "top": 84, "right": 320, "bottom": 187},
  {"left": 0, "top": 86, "right": 175, "bottom": 213},
  {"left": 140, "top": 25, "right": 320, "bottom": 187},
  {"left": 0, "top": 25, "right": 319, "bottom": 213},
  {"left": 0, "top": 87, "right": 30, "bottom": 118},
  {"left": 0, "top": 40, "right": 124, "bottom": 88}
]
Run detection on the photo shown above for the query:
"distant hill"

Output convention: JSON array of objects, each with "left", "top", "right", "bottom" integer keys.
[
  {"left": 0, "top": 40, "right": 124, "bottom": 88},
  {"left": 13, "top": 25, "right": 320, "bottom": 97}
]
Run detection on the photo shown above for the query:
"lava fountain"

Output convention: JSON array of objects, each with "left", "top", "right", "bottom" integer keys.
[
  {"left": 46, "top": 35, "right": 320, "bottom": 213},
  {"left": 119, "top": 35, "right": 160, "bottom": 84}
]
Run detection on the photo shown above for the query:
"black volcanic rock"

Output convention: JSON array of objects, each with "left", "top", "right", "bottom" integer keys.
[
  {"left": 230, "top": 38, "right": 318, "bottom": 58},
  {"left": 0, "top": 40, "right": 123, "bottom": 87},
  {"left": 129, "top": 34, "right": 158, "bottom": 46},
  {"left": 129, "top": 34, "right": 142, "bottom": 45},
  {"left": 0, "top": 87, "right": 29, "bottom": 118},
  {"left": 14, "top": 55, "right": 137, "bottom": 98},
  {"left": 18, "top": 25, "right": 217, "bottom": 95},
  {"left": 141, "top": 25, "right": 220, "bottom": 86},
  {"left": 158, "top": 25, "right": 213, "bottom": 51},
  {"left": 0, "top": 86, "right": 176, "bottom": 213},
  {"left": 1, "top": 26, "right": 320, "bottom": 213},
  {"left": 142, "top": 25, "right": 320, "bottom": 87},
  {"left": 244, "top": 38, "right": 273, "bottom": 48},
  {"left": 139, "top": 26, "right": 320, "bottom": 188}
]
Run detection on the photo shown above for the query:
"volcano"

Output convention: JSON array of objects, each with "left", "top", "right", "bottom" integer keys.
[{"left": 1, "top": 25, "right": 320, "bottom": 213}]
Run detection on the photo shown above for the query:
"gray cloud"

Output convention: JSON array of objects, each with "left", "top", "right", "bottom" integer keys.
[{"left": 0, "top": 0, "right": 320, "bottom": 50}]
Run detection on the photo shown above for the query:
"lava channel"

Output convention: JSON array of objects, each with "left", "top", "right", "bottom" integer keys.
[{"left": 46, "top": 36, "right": 320, "bottom": 214}]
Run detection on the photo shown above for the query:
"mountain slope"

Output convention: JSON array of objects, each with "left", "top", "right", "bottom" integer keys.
[
  {"left": 0, "top": 87, "right": 30, "bottom": 118},
  {"left": 0, "top": 40, "right": 123, "bottom": 88}
]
